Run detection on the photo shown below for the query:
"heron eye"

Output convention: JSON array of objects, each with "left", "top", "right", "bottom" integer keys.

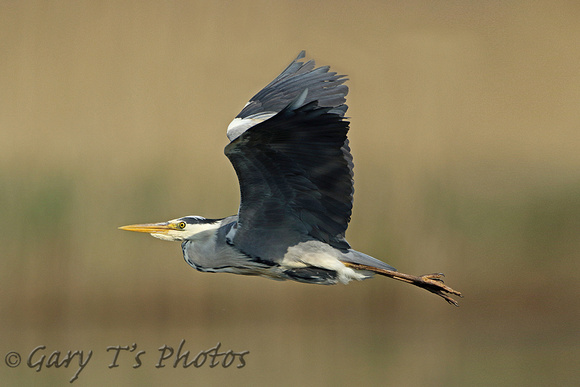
[{"left": 178, "top": 222, "right": 186, "bottom": 229}]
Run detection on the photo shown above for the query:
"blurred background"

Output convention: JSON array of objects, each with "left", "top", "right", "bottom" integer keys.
[{"left": 1, "top": 1, "right": 579, "bottom": 386}]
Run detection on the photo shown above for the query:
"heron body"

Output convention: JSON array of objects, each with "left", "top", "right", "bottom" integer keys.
[{"left": 120, "top": 52, "right": 462, "bottom": 306}]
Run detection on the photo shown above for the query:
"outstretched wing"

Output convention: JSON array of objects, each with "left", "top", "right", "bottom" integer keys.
[
  {"left": 224, "top": 52, "right": 353, "bottom": 261},
  {"left": 226, "top": 51, "right": 348, "bottom": 141}
]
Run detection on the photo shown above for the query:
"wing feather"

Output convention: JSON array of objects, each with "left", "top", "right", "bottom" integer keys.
[
  {"left": 224, "top": 52, "right": 353, "bottom": 261},
  {"left": 225, "top": 102, "right": 353, "bottom": 260},
  {"left": 227, "top": 51, "right": 348, "bottom": 141}
]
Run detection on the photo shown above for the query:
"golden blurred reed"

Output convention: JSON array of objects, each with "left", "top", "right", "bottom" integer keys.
[{"left": 1, "top": 1, "right": 579, "bottom": 386}]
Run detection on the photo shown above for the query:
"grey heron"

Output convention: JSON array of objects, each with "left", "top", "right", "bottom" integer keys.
[{"left": 120, "top": 51, "right": 462, "bottom": 306}]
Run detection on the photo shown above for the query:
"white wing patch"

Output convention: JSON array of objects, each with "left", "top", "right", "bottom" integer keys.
[
  {"left": 226, "top": 112, "right": 276, "bottom": 141},
  {"left": 225, "top": 223, "right": 237, "bottom": 245}
]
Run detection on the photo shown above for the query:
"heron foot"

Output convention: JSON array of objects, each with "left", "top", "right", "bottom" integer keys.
[
  {"left": 416, "top": 273, "right": 462, "bottom": 307},
  {"left": 342, "top": 262, "right": 463, "bottom": 306}
]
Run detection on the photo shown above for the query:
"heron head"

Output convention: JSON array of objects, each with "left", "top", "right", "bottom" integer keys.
[{"left": 119, "top": 216, "right": 216, "bottom": 241}]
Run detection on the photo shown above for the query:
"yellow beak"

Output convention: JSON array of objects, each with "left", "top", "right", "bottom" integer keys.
[{"left": 118, "top": 222, "right": 174, "bottom": 233}]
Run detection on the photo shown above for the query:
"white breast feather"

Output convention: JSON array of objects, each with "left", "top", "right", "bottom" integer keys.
[{"left": 282, "top": 241, "right": 369, "bottom": 284}]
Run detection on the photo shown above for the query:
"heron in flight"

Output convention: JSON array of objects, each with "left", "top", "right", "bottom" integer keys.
[{"left": 120, "top": 51, "right": 462, "bottom": 306}]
